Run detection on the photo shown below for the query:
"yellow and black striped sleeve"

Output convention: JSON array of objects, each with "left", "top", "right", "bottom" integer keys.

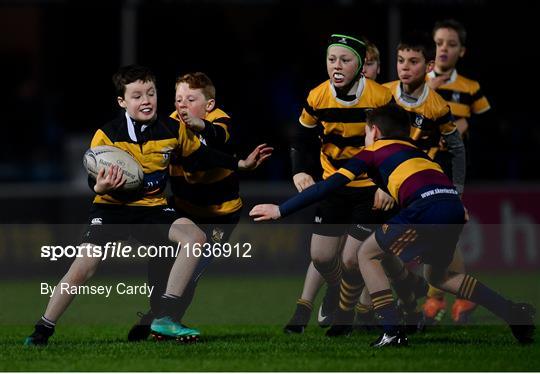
[
  {"left": 201, "top": 115, "right": 231, "bottom": 145},
  {"left": 436, "top": 105, "right": 457, "bottom": 135},
  {"left": 299, "top": 88, "right": 320, "bottom": 128},
  {"left": 179, "top": 124, "right": 239, "bottom": 171},
  {"left": 471, "top": 84, "right": 491, "bottom": 114},
  {"left": 176, "top": 123, "right": 202, "bottom": 157}
]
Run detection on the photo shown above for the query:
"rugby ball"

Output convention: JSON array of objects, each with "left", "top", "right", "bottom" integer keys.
[{"left": 83, "top": 145, "right": 144, "bottom": 191}]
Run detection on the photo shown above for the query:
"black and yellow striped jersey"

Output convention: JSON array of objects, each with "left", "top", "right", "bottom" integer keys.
[
  {"left": 169, "top": 108, "right": 242, "bottom": 217},
  {"left": 299, "top": 77, "right": 393, "bottom": 188},
  {"left": 383, "top": 81, "right": 456, "bottom": 159},
  {"left": 427, "top": 70, "right": 490, "bottom": 119},
  {"left": 90, "top": 111, "right": 201, "bottom": 207}
]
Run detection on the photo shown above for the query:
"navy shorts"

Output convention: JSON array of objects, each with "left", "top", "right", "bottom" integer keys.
[
  {"left": 374, "top": 196, "right": 466, "bottom": 267},
  {"left": 313, "top": 185, "right": 399, "bottom": 241}
]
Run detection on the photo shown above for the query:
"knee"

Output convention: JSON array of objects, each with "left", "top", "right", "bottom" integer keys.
[
  {"left": 169, "top": 219, "right": 207, "bottom": 244},
  {"left": 191, "top": 229, "right": 207, "bottom": 246},
  {"left": 68, "top": 256, "right": 98, "bottom": 284},
  {"left": 342, "top": 250, "right": 358, "bottom": 271},
  {"left": 311, "top": 249, "right": 335, "bottom": 265}
]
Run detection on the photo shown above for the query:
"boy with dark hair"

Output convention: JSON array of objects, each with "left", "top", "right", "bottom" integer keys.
[
  {"left": 128, "top": 72, "right": 244, "bottom": 341},
  {"left": 24, "top": 65, "right": 271, "bottom": 345},
  {"left": 383, "top": 32, "right": 465, "bottom": 191},
  {"left": 424, "top": 19, "right": 492, "bottom": 325},
  {"left": 250, "top": 103, "right": 535, "bottom": 348},
  {"left": 380, "top": 34, "right": 466, "bottom": 326}
]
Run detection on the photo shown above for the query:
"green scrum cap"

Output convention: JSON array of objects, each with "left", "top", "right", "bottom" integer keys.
[{"left": 327, "top": 34, "right": 367, "bottom": 76}]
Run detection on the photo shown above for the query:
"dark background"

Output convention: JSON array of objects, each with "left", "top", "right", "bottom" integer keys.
[{"left": 1, "top": 0, "right": 539, "bottom": 185}]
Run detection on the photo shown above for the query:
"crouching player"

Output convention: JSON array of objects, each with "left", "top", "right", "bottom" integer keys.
[
  {"left": 250, "top": 103, "right": 535, "bottom": 347},
  {"left": 24, "top": 65, "right": 272, "bottom": 346}
]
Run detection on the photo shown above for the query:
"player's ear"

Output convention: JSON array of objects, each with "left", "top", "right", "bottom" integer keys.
[
  {"left": 117, "top": 96, "right": 127, "bottom": 109},
  {"left": 373, "top": 124, "right": 382, "bottom": 140},
  {"left": 459, "top": 46, "right": 466, "bottom": 58},
  {"left": 206, "top": 98, "right": 216, "bottom": 112}
]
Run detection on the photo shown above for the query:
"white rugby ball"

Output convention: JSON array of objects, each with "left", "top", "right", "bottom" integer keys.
[{"left": 83, "top": 145, "right": 144, "bottom": 191}]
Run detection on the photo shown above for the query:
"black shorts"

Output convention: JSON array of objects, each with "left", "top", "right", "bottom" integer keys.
[
  {"left": 167, "top": 197, "right": 242, "bottom": 244},
  {"left": 83, "top": 203, "right": 179, "bottom": 247},
  {"left": 313, "top": 185, "right": 399, "bottom": 241}
]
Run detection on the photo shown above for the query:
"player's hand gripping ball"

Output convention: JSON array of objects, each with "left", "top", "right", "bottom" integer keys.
[{"left": 83, "top": 145, "right": 144, "bottom": 191}]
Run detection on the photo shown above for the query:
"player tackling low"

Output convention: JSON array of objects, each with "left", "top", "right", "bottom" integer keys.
[{"left": 250, "top": 103, "right": 535, "bottom": 347}]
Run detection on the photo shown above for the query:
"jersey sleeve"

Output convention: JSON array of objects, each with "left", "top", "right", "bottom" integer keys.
[
  {"left": 299, "top": 90, "right": 319, "bottom": 128},
  {"left": 202, "top": 116, "right": 231, "bottom": 144},
  {"left": 177, "top": 123, "right": 202, "bottom": 157},
  {"left": 436, "top": 106, "right": 457, "bottom": 135},
  {"left": 279, "top": 173, "right": 350, "bottom": 217},
  {"left": 90, "top": 129, "right": 114, "bottom": 148},
  {"left": 338, "top": 149, "right": 372, "bottom": 179},
  {"left": 279, "top": 149, "right": 372, "bottom": 217},
  {"left": 470, "top": 85, "right": 491, "bottom": 114}
]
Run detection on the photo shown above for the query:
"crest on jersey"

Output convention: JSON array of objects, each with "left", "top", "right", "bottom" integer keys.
[
  {"left": 452, "top": 92, "right": 461, "bottom": 103},
  {"left": 414, "top": 114, "right": 425, "bottom": 128},
  {"left": 161, "top": 146, "right": 174, "bottom": 164},
  {"left": 212, "top": 227, "right": 225, "bottom": 243},
  {"left": 382, "top": 224, "right": 389, "bottom": 234}
]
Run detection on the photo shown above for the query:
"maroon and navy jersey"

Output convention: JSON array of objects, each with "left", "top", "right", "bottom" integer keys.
[
  {"left": 337, "top": 138, "right": 456, "bottom": 207},
  {"left": 279, "top": 138, "right": 458, "bottom": 218}
]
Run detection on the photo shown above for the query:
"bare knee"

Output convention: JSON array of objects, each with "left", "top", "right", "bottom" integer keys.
[
  {"left": 357, "top": 235, "right": 384, "bottom": 263},
  {"left": 311, "top": 250, "right": 335, "bottom": 265},
  {"left": 310, "top": 234, "right": 341, "bottom": 265},
  {"left": 341, "top": 235, "right": 362, "bottom": 271},
  {"left": 169, "top": 218, "right": 207, "bottom": 245},
  {"left": 67, "top": 246, "right": 100, "bottom": 284},
  {"left": 342, "top": 248, "right": 359, "bottom": 271}
]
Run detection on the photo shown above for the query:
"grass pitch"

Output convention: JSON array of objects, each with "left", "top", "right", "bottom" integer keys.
[{"left": 1, "top": 274, "right": 539, "bottom": 371}]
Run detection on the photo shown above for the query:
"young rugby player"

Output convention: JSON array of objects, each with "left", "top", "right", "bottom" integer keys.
[
  {"left": 24, "top": 65, "right": 271, "bottom": 346},
  {"left": 380, "top": 33, "right": 467, "bottom": 327},
  {"left": 285, "top": 34, "right": 395, "bottom": 336},
  {"left": 250, "top": 103, "right": 535, "bottom": 348},
  {"left": 423, "top": 19, "right": 491, "bottom": 325},
  {"left": 128, "top": 72, "right": 244, "bottom": 341}
]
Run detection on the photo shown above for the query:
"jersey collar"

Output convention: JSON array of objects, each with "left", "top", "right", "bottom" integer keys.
[
  {"left": 329, "top": 76, "right": 366, "bottom": 106},
  {"left": 428, "top": 69, "right": 458, "bottom": 84},
  {"left": 396, "top": 82, "right": 430, "bottom": 108}
]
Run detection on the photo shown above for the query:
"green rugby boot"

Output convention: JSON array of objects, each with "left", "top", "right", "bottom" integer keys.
[{"left": 150, "top": 316, "right": 200, "bottom": 343}]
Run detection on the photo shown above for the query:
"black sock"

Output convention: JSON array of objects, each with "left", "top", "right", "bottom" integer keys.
[
  {"left": 157, "top": 294, "right": 185, "bottom": 319},
  {"left": 296, "top": 298, "right": 313, "bottom": 311},
  {"left": 371, "top": 289, "right": 400, "bottom": 334},
  {"left": 35, "top": 316, "right": 55, "bottom": 336},
  {"left": 457, "top": 275, "right": 513, "bottom": 322}
]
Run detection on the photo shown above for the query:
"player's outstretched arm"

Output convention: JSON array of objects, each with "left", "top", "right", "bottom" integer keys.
[{"left": 249, "top": 172, "right": 350, "bottom": 222}]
